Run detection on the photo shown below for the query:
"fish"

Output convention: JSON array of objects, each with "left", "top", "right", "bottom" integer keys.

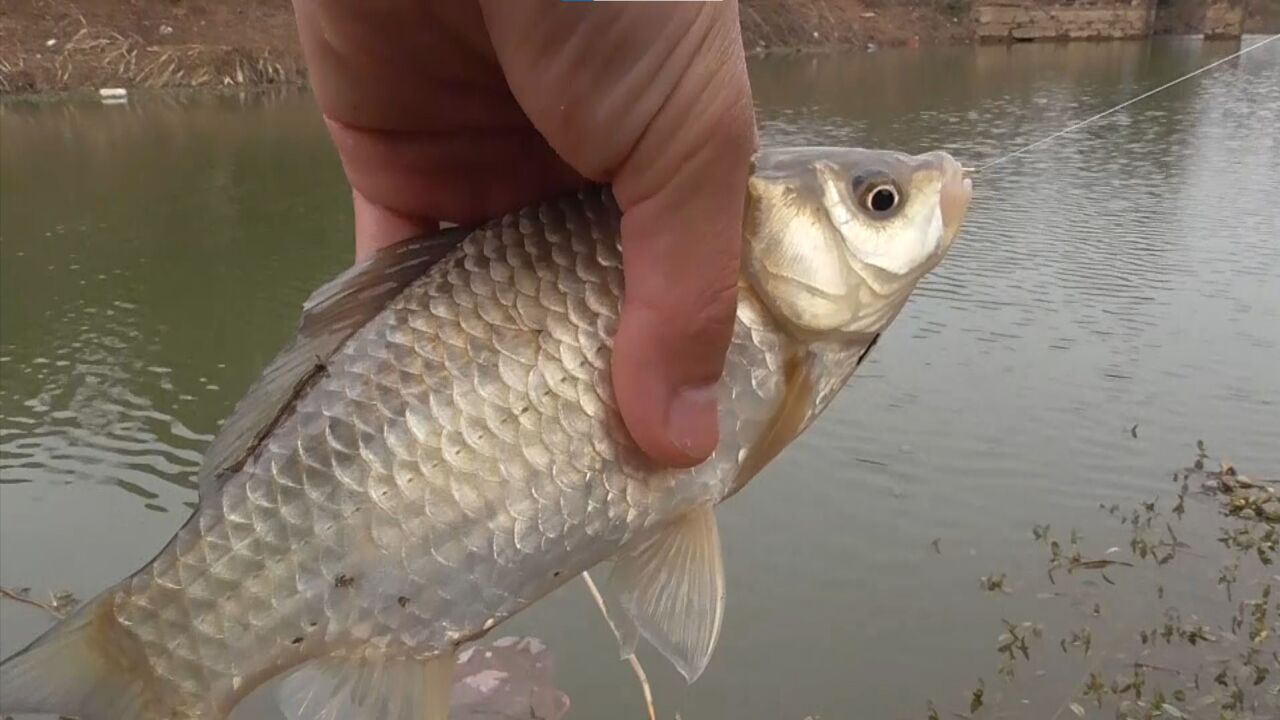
[{"left": 0, "top": 145, "right": 972, "bottom": 720}]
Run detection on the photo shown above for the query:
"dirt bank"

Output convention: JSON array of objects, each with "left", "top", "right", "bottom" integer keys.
[
  {"left": 0, "top": 0, "right": 978, "bottom": 96},
  {"left": 1, "top": 0, "right": 1277, "bottom": 96}
]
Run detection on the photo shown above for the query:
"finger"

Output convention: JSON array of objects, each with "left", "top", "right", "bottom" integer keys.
[
  {"left": 351, "top": 188, "right": 439, "bottom": 262},
  {"left": 324, "top": 116, "right": 582, "bottom": 239},
  {"left": 293, "top": 0, "right": 583, "bottom": 256}
]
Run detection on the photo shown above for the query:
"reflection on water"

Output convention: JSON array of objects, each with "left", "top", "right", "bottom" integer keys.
[{"left": 1, "top": 37, "right": 1277, "bottom": 719}]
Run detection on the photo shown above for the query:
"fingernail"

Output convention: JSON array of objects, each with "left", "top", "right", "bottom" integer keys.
[{"left": 666, "top": 383, "right": 720, "bottom": 464}]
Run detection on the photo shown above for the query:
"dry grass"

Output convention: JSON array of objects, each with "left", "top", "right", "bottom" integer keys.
[
  {"left": 0, "top": 1, "right": 306, "bottom": 95},
  {"left": 1, "top": 20, "right": 302, "bottom": 94}
]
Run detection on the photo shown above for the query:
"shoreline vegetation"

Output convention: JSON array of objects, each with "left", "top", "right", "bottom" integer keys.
[{"left": 2, "top": 0, "right": 1279, "bottom": 98}]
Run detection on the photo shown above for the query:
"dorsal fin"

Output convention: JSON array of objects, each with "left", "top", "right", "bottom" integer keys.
[{"left": 196, "top": 228, "right": 470, "bottom": 499}]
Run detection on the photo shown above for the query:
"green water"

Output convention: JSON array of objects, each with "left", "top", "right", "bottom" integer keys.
[{"left": 1, "top": 37, "right": 1277, "bottom": 719}]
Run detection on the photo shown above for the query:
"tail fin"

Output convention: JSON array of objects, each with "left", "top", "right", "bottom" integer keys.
[{"left": 0, "top": 591, "right": 161, "bottom": 719}]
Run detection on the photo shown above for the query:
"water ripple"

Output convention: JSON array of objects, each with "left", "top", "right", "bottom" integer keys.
[
  {"left": 753, "top": 37, "right": 1280, "bottom": 526},
  {"left": 0, "top": 296, "right": 208, "bottom": 500}
]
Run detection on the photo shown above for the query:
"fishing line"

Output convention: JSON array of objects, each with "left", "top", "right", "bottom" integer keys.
[{"left": 972, "top": 33, "right": 1279, "bottom": 173}]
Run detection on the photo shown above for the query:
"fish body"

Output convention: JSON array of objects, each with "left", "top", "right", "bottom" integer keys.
[{"left": 0, "top": 147, "right": 971, "bottom": 720}]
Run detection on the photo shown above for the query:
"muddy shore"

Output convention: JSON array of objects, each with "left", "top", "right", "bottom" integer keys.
[{"left": 1, "top": 1, "right": 1278, "bottom": 96}]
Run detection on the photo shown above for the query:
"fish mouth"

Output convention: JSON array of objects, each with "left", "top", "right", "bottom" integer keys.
[{"left": 939, "top": 156, "right": 973, "bottom": 243}]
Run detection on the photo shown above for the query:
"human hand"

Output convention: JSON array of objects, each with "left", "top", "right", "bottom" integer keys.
[{"left": 291, "top": 0, "right": 758, "bottom": 468}]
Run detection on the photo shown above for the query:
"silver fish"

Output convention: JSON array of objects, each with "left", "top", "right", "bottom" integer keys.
[{"left": 0, "top": 146, "right": 972, "bottom": 720}]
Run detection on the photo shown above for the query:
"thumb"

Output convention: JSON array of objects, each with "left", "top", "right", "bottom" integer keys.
[
  {"left": 611, "top": 112, "right": 756, "bottom": 467},
  {"left": 607, "top": 27, "right": 758, "bottom": 467},
  {"left": 480, "top": 1, "right": 758, "bottom": 466}
]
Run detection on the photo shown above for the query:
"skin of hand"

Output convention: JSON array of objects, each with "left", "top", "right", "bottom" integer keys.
[{"left": 290, "top": 0, "right": 759, "bottom": 468}]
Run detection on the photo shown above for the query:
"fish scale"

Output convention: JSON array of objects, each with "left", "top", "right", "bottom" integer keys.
[
  {"left": 0, "top": 147, "right": 972, "bottom": 720},
  {"left": 103, "top": 187, "right": 788, "bottom": 715}
]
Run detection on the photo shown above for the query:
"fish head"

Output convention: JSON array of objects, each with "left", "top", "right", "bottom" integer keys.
[{"left": 743, "top": 147, "right": 972, "bottom": 337}]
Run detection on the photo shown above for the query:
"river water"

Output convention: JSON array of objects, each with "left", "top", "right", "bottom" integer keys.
[{"left": 1, "top": 37, "right": 1277, "bottom": 719}]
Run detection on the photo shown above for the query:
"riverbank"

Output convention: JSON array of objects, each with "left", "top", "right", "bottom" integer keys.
[{"left": 2, "top": 0, "right": 1278, "bottom": 96}]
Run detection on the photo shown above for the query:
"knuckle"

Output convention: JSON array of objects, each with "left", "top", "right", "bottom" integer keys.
[{"left": 678, "top": 274, "right": 740, "bottom": 350}]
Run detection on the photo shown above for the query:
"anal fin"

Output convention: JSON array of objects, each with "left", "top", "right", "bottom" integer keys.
[
  {"left": 278, "top": 650, "right": 455, "bottom": 720},
  {"left": 609, "top": 505, "right": 726, "bottom": 684}
]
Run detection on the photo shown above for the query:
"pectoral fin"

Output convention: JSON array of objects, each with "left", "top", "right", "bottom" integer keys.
[
  {"left": 277, "top": 651, "right": 455, "bottom": 720},
  {"left": 609, "top": 505, "right": 726, "bottom": 684},
  {"left": 728, "top": 349, "right": 816, "bottom": 500}
]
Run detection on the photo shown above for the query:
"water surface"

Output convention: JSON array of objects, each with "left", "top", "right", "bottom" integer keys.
[{"left": 1, "top": 36, "right": 1277, "bottom": 719}]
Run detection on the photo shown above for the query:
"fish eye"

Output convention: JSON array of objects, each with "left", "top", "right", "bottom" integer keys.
[
  {"left": 850, "top": 172, "right": 904, "bottom": 218},
  {"left": 863, "top": 183, "right": 899, "bottom": 214}
]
